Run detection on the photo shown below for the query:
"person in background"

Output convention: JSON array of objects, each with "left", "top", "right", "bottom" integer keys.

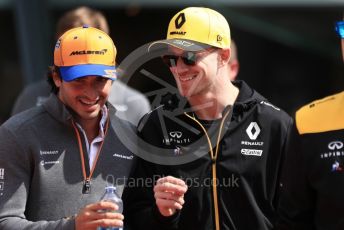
[
  {"left": 11, "top": 6, "right": 150, "bottom": 125},
  {"left": 125, "top": 7, "right": 293, "bottom": 230},
  {"left": 0, "top": 26, "right": 135, "bottom": 230},
  {"left": 277, "top": 14, "right": 344, "bottom": 230}
]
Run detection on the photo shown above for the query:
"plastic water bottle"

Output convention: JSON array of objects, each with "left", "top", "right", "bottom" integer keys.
[{"left": 97, "top": 186, "right": 123, "bottom": 230}]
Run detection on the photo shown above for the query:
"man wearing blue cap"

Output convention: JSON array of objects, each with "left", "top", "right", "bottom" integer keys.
[
  {"left": 277, "top": 14, "right": 344, "bottom": 230},
  {"left": 11, "top": 6, "right": 151, "bottom": 126},
  {"left": 0, "top": 26, "right": 135, "bottom": 229}
]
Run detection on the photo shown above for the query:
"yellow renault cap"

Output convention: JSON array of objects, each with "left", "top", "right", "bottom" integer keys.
[
  {"left": 54, "top": 25, "right": 117, "bottom": 81},
  {"left": 149, "top": 7, "right": 231, "bottom": 52}
]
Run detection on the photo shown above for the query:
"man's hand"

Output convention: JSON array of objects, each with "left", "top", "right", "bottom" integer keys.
[
  {"left": 154, "top": 176, "right": 188, "bottom": 217},
  {"left": 75, "top": 201, "right": 124, "bottom": 230}
]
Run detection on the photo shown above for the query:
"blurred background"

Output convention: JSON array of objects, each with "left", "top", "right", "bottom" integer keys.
[{"left": 0, "top": 0, "right": 343, "bottom": 125}]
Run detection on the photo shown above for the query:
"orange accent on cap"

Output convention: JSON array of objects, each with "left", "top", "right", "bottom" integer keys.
[{"left": 54, "top": 26, "right": 116, "bottom": 67}]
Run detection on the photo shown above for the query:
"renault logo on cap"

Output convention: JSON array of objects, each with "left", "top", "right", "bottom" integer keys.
[
  {"left": 175, "top": 13, "right": 186, "bottom": 29},
  {"left": 246, "top": 122, "right": 261, "bottom": 140}
]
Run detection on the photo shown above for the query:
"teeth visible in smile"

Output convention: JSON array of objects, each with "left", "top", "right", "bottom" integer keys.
[
  {"left": 180, "top": 76, "right": 196, "bottom": 82},
  {"left": 81, "top": 100, "right": 98, "bottom": 105}
]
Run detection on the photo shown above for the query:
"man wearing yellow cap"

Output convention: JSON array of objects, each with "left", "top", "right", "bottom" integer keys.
[
  {"left": 126, "top": 7, "right": 293, "bottom": 230},
  {"left": 277, "top": 14, "right": 344, "bottom": 230},
  {"left": 0, "top": 26, "right": 135, "bottom": 229}
]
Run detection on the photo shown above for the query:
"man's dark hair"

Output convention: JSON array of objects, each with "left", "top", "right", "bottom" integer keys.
[{"left": 47, "top": 66, "right": 60, "bottom": 94}]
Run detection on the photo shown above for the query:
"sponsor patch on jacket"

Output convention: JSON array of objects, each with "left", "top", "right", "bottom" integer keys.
[
  {"left": 241, "top": 148, "right": 263, "bottom": 156},
  {"left": 113, "top": 153, "right": 134, "bottom": 160},
  {"left": 332, "top": 160, "right": 344, "bottom": 172},
  {"left": 39, "top": 149, "right": 65, "bottom": 166},
  {"left": 320, "top": 141, "right": 344, "bottom": 159},
  {"left": 260, "top": 101, "right": 280, "bottom": 111}
]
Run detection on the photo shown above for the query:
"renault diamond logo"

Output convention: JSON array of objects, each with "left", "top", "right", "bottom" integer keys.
[
  {"left": 246, "top": 122, "right": 260, "bottom": 140},
  {"left": 169, "top": 131, "right": 182, "bottom": 139},
  {"left": 328, "top": 141, "right": 343, "bottom": 150},
  {"left": 175, "top": 13, "right": 186, "bottom": 29}
]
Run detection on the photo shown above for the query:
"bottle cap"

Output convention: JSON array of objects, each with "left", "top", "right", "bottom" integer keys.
[{"left": 105, "top": 185, "right": 116, "bottom": 191}]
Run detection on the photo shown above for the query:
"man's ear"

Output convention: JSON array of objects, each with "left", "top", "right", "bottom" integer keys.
[
  {"left": 52, "top": 70, "right": 62, "bottom": 87},
  {"left": 219, "top": 48, "right": 231, "bottom": 66}
]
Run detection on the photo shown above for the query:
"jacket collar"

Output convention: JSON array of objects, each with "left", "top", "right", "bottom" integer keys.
[
  {"left": 233, "top": 80, "right": 266, "bottom": 104},
  {"left": 42, "top": 94, "right": 72, "bottom": 125},
  {"left": 231, "top": 80, "right": 267, "bottom": 120}
]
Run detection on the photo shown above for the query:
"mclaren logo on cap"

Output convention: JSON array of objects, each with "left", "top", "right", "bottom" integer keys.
[{"left": 70, "top": 49, "right": 108, "bottom": 56}]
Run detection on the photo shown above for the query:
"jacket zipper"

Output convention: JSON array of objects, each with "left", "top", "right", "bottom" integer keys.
[
  {"left": 71, "top": 117, "right": 109, "bottom": 194},
  {"left": 184, "top": 109, "right": 231, "bottom": 230}
]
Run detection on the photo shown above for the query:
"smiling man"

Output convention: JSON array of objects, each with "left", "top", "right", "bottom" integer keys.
[
  {"left": 11, "top": 6, "right": 151, "bottom": 126},
  {"left": 0, "top": 26, "right": 136, "bottom": 229},
  {"left": 125, "top": 7, "right": 293, "bottom": 230}
]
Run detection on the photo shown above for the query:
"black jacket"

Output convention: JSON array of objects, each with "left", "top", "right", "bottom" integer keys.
[
  {"left": 277, "top": 91, "right": 344, "bottom": 230},
  {"left": 125, "top": 81, "right": 293, "bottom": 230}
]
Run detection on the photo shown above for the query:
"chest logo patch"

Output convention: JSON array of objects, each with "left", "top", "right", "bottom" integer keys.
[
  {"left": 332, "top": 160, "right": 344, "bottom": 172},
  {"left": 169, "top": 131, "right": 182, "bottom": 139},
  {"left": 328, "top": 141, "right": 343, "bottom": 150},
  {"left": 246, "top": 122, "right": 261, "bottom": 140}
]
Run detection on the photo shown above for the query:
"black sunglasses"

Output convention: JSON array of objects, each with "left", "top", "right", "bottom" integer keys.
[{"left": 162, "top": 49, "right": 217, "bottom": 68}]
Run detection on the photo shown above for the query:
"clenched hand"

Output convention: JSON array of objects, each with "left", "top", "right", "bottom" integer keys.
[{"left": 154, "top": 176, "right": 188, "bottom": 217}]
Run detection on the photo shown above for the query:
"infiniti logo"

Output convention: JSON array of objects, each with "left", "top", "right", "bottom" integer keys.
[
  {"left": 169, "top": 131, "right": 182, "bottom": 139},
  {"left": 328, "top": 141, "right": 344, "bottom": 150}
]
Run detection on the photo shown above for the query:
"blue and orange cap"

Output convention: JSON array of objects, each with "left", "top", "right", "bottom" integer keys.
[{"left": 54, "top": 25, "right": 117, "bottom": 81}]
